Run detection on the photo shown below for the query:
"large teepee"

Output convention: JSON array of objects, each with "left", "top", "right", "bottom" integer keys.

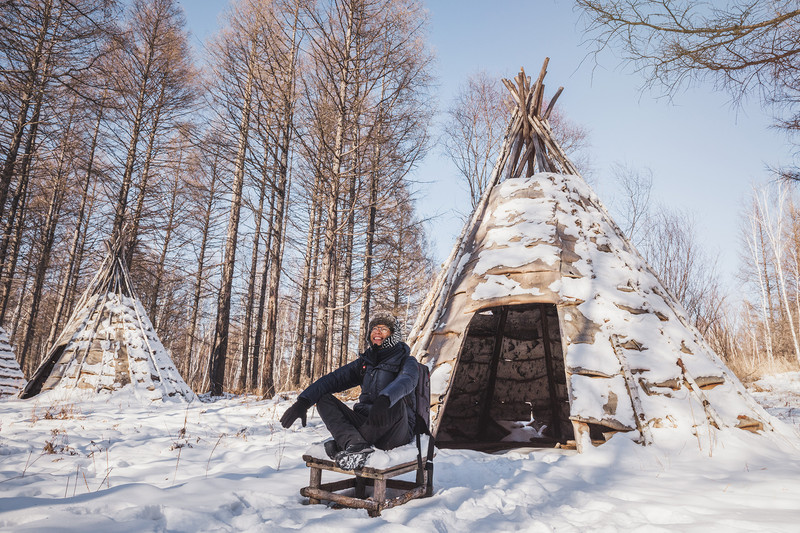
[
  {"left": 408, "top": 60, "right": 785, "bottom": 452},
  {"left": 0, "top": 326, "right": 26, "bottom": 398},
  {"left": 20, "top": 233, "right": 195, "bottom": 401}
]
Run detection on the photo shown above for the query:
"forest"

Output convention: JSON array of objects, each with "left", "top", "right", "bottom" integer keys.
[{"left": 2, "top": 0, "right": 799, "bottom": 398}]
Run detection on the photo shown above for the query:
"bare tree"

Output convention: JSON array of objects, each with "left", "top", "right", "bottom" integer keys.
[
  {"left": 443, "top": 70, "right": 593, "bottom": 208},
  {"left": 0, "top": 0, "right": 112, "bottom": 330},
  {"left": 297, "top": 0, "right": 433, "bottom": 377},
  {"left": 105, "top": 0, "right": 197, "bottom": 246},
  {"left": 0, "top": 0, "right": 112, "bottom": 224},
  {"left": 611, "top": 162, "right": 653, "bottom": 246},
  {"left": 576, "top": 0, "right": 800, "bottom": 176},
  {"left": 741, "top": 188, "right": 776, "bottom": 365},
  {"left": 753, "top": 183, "right": 800, "bottom": 362},
  {"left": 442, "top": 71, "right": 508, "bottom": 209},
  {"left": 206, "top": 6, "right": 259, "bottom": 396},
  {"left": 183, "top": 131, "right": 224, "bottom": 388}
]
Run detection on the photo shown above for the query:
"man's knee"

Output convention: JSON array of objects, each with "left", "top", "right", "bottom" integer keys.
[{"left": 316, "top": 394, "right": 337, "bottom": 417}]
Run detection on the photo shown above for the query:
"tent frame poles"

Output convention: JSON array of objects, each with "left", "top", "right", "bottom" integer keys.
[
  {"left": 476, "top": 306, "right": 508, "bottom": 439},
  {"left": 408, "top": 111, "right": 520, "bottom": 357},
  {"left": 409, "top": 57, "right": 580, "bottom": 360},
  {"left": 539, "top": 304, "right": 563, "bottom": 441}
]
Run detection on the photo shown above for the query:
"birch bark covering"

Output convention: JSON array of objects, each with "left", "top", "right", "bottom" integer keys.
[
  {"left": 0, "top": 327, "right": 26, "bottom": 397},
  {"left": 410, "top": 65, "right": 787, "bottom": 450}
]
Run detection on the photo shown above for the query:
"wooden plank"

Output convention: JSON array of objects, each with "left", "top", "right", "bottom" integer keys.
[
  {"left": 373, "top": 478, "right": 387, "bottom": 509},
  {"left": 386, "top": 479, "right": 421, "bottom": 491},
  {"left": 676, "top": 357, "right": 724, "bottom": 430},
  {"left": 610, "top": 335, "right": 653, "bottom": 445},
  {"left": 301, "top": 487, "right": 379, "bottom": 511},
  {"left": 505, "top": 133, "right": 525, "bottom": 180},
  {"left": 319, "top": 478, "right": 357, "bottom": 493},
  {"left": 308, "top": 467, "right": 322, "bottom": 505},
  {"left": 571, "top": 420, "right": 592, "bottom": 453},
  {"left": 379, "top": 485, "right": 427, "bottom": 511},
  {"left": 512, "top": 136, "right": 536, "bottom": 178},
  {"left": 303, "top": 455, "right": 420, "bottom": 479},
  {"left": 502, "top": 78, "right": 522, "bottom": 106}
]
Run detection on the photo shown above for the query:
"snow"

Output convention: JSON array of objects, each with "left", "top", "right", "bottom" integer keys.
[
  {"left": 0, "top": 326, "right": 25, "bottom": 398},
  {"left": 429, "top": 362, "right": 452, "bottom": 396},
  {"left": 1, "top": 377, "right": 799, "bottom": 532},
  {"left": 472, "top": 275, "right": 543, "bottom": 301}
]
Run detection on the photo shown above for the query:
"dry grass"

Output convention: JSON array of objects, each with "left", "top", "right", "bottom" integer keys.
[
  {"left": 43, "top": 429, "right": 77, "bottom": 456},
  {"left": 727, "top": 356, "right": 800, "bottom": 385},
  {"left": 30, "top": 402, "right": 82, "bottom": 425}
]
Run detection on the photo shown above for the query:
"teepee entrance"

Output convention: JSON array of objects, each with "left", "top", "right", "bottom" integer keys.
[{"left": 436, "top": 304, "right": 573, "bottom": 451}]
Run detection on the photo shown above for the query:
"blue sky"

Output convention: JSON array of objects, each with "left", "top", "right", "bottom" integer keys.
[{"left": 179, "top": 0, "right": 794, "bottom": 289}]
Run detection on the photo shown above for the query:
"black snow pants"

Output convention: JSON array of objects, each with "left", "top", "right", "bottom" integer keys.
[{"left": 316, "top": 394, "right": 413, "bottom": 451}]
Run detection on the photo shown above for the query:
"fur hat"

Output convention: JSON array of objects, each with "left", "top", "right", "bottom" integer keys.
[
  {"left": 367, "top": 314, "right": 402, "bottom": 350},
  {"left": 368, "top": 315, "right": 395, "bottom": 335}
]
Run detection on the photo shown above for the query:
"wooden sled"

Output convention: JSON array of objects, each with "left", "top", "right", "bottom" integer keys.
[{"left": 300, "top": 453, "right": 433, "bottom": 517}]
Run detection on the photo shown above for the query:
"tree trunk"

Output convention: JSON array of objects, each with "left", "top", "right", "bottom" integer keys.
[
  {"left": 148, "top": 142, "right": 183, "bottom": 330},
  {"left": 312, "top": 3, "right": 355, "bottom": 379},
  {"left": 303, "top": 199, "right": 324, "bottom": 382},
  {"left": 45, "top": 104, "right": 104, "bottom": 350},
  {"left": 339, "top": 156, "right": 358, "bottom": 366},
  {"left": 0, "top": 171, "right": 31, "bottom": 325},
  {"left": 0, "top": 0, "right": 52, "bottom": 222},
  {"left": 251, "top": 178, "right": 277, "bottom": 392},
  {"left": 260, "top": 137, "right": 291, "bottom": 398},
  {"left": 112, "top": 29, "right": 158, "bottom": 242},
  {"left": 359, "top": 153, "right": 379, "bottom": 351},
  {"left": 185, "top": 153, "right": 219, "bottom": 382},
  {"left": 208, "top": 52, "right": 254, "bottom": 396},
  {"left": 260, "top": 0, "right": 300, "bottom": 397},
  {"left": 0, "top": 82, "right": 45, "bottom": 323},
  {"left": 291, "top": 181, "right": 321, "bottom": 387},
  {"left": 239, "top": 165, "right": 269, "bottom": 392},
  {"left": 18, "top": 112, "right": 73, "bottom": 367},
  {"left": 128, "top": 83, "right": 167, "bottom": 267},
  {"left": 11, "top": 253, "right": 34, "bottom": 372}
]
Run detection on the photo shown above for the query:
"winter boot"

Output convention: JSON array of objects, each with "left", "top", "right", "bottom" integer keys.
[
  {"left": 334, "top": 443, "right": 374, "bottom": 470},
  {"left": 323, "top": 439, "right": 340, "bottom": 459}
]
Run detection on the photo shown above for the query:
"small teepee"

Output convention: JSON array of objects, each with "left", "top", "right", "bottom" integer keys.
[
  {"left": 0, "top": 326, "right": 26, "bottom": 398},
  {"left": 408, "top": 60, "right": 784, "bottom": 452},
  {"left": 20, "top": 232, "right": 195, "bottom": 401}
]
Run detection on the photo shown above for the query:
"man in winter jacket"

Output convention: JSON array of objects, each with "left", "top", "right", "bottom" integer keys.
[{"left": 280, "top": 314, "right": 419, "bottom": 470}]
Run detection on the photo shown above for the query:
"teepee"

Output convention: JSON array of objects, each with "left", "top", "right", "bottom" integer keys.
[
  {"left": 20, "top": 232, "right": 195, "bottom": 401},
  {"left": 408, "top": 60, "right": 784, "bottom": 452},
  {"left": 0, "top": 326, "right": 26, "bottom": 398}
]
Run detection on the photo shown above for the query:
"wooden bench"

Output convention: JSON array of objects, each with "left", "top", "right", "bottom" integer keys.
[{"left": 301, "top": 454, "right": 433, "bottom": 517}]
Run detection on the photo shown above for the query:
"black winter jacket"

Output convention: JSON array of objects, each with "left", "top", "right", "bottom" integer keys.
[{"left": 299, "top": 341, "right": 419, "bottom": 423}]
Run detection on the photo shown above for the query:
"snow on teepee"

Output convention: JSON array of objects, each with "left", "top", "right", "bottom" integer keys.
[
  {"left": 408, "top": 60, "right": 788, "bottom": 452},
  {"left": 0, "top": 326, "right": 25, "bottom": 398},
  {"left": 21, "top": 232, "right": 195, "bottom": 402}
]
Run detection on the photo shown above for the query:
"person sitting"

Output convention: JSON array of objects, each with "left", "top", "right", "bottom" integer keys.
[{"left": 280, "top": 314, "right": 419, "bottom": 470}]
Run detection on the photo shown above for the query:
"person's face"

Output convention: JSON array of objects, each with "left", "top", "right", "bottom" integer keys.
[{"left": 370, "top": 325, "right": 391, "bottom": 346}]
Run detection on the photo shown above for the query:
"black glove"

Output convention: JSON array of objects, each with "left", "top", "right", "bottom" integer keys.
[
  {"left": 367, "top": 395, "right": 392, "bottom": 427},
  {"left": 280, "top": 397, "right": 311, "bottom": 428}
]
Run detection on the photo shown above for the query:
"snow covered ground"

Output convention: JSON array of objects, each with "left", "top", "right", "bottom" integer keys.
[{"left": 1, "top": 375, "right": 800, "bottom": 532}]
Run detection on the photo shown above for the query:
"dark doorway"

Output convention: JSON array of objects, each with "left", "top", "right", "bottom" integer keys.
[
  {"left": 20, "top": 344, "right": 67, "bottom": 398},
  {"left": 436, "top": 303, "right": 573, "bottom": 451}
]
